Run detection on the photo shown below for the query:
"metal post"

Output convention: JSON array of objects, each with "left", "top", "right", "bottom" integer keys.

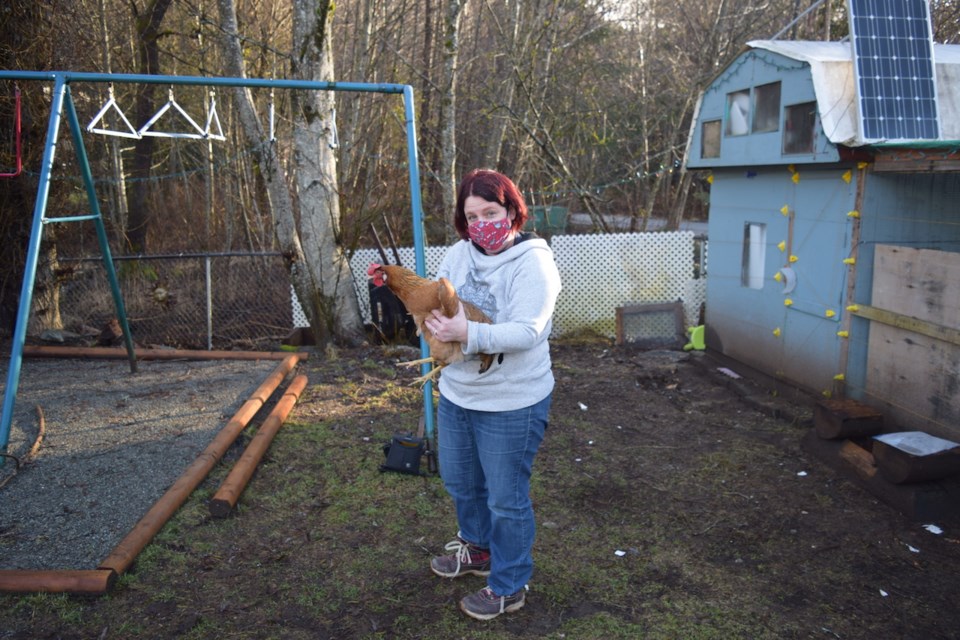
[
  {"left": 205, "top": 256, "right": 213, "bottom": 350},
  {"left": 402, "top": 85, "right": 435, "bottom": 441},
  {"left": 63, "top": 86, "right": 137, "bottom": 373},
  {"left": 0, "top": 76, "right": 68, "bottom": 456}
]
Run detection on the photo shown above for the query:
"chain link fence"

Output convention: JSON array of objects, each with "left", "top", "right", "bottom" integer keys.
[
  {"left": 34, "top": 233, "right": 708, "bottom": 350},
  {"left": 50, "top": 252, "right": 293, "bottom": 350}
]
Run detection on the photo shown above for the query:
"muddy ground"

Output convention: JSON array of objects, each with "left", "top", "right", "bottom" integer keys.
[{"left": 1, "top": 337, "right": 959, "bottom": 639}]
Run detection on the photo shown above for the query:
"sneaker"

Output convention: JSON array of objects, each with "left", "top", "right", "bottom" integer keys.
[
  {"left": 430, "top": 537, "right": 491, "bottom": 578},
  {"left": 459, "top": 585, "right": 527, "bottom": 620}
]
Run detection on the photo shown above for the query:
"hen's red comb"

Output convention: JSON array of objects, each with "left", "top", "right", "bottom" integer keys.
[{"left": 366, "top": 263, "right": 382, "bottom": 276}]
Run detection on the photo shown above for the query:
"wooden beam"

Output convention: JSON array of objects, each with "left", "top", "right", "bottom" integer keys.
[{"left": 851, "top": 304, "right": 960, "bottom": 347}]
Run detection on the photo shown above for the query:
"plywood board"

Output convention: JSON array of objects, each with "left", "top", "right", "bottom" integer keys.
[{"left": 865, "top": 245, "right": 960, "bottom": 439}]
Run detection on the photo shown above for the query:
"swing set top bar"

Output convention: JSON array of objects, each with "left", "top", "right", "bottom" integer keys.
[{"left": 0, "top": 70, "right": 410, "bottom": 95}]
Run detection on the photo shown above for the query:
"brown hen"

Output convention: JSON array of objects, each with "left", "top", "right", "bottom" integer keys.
[{"left": 368, "top": 263, "right": 495, "bottom": 385}]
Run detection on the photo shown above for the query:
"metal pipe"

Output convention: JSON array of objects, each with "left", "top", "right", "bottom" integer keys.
[
  {"left": 209, "top": 374, "right": 308, "bottom": 518},
  {"left": 63, "top": 86, "right": 138, "bottom": 374},
  {"left": 0, "top": 70, "right": 410, "bottom": 95},
  {"left": 401, "top": 84, "right": 435, "bottom": 441},
  {"left": 98, "top": 354, "right": 302, "bottom": 577},
  {"left": 205, "top": 256, "right": 213, "bottom": 350},
  {"left": 0, "top": 76, "right": 68, "bottom": 457}
]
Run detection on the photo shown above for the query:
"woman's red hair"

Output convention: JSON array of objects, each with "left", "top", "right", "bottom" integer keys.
[{"left": 453, "top": 169, "right": 529, "bottom": 240}]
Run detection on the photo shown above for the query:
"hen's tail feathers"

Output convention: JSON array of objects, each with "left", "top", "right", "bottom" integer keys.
[
  {"left": 397, "top": 353, "right": 495, "bottom": 384},
  {"left": 397, "top": 357, "right": 443, "bottom": 387}
]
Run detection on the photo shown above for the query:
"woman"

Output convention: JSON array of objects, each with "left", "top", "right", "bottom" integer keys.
[{"left": 423, "top": 168, "right": 562, "bottom": 621}]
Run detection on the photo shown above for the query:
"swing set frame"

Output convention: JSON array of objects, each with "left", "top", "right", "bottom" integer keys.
[{"left": 0, "top": 71, "right": 436, "bottom": 457}]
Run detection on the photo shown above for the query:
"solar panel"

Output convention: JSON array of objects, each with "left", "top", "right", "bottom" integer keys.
[{"left": 847, "top": 0, "right": 940, "bottom": 141}]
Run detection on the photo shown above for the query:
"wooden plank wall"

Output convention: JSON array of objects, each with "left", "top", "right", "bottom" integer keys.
[{"left": 866, "top": 245, "right": 960, "bottom": 440}]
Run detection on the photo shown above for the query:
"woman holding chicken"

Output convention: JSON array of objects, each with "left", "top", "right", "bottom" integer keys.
[{"left": 423, "top": 168, "right": 562, "bottom": 621}]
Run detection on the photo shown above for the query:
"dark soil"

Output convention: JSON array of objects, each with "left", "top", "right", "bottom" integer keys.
[{"left": 2, "top": 337, "right": 960, "bottom": 639}]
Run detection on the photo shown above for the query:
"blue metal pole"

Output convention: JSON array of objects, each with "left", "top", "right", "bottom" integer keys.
[
  {"left": 402, "top": 85, "right": 435, "bottom": 441},
  {"left": 0, "top": 70, "right": 410, "bottom": 95},
  {"left": 0, "top": 76, "right": 68, "bottom": 455},
  {"left": 62, "top": 85, "right": 138, "bottom": 373}
]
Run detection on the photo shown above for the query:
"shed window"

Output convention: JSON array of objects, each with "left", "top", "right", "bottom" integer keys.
[
  {"left": 741, "top": 222, "right": 766, "bottom": 289},
  {"left": 752, "top": 82, "right": 781, "bottom": 133},
  {"left": 726, "top": 90, "right": 750, "bottom": 136},
  {"left": 701, "top": 120, "right": 721, "bottom": 158},
  {"left": 783, "top": 101, "right": 817, "bottom": 154}
]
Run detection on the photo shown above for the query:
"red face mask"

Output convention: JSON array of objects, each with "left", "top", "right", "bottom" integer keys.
[{"left": 468, "top": 219, "right": 512, "bottom": 252}]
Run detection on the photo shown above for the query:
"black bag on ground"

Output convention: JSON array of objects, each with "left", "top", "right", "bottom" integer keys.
[{"left": 380, "top": 434, "right": 427, "bottom": 475}]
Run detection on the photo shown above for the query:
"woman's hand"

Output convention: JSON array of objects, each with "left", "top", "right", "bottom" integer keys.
[{"left": 424, "top": 302, "right": 468, "bottom": 343}]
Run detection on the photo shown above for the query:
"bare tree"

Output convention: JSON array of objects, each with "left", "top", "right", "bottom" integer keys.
[
  {"left": 127, "top": 0, "right": 174, "bottom": 253},
  {"left": 290, "top": 0, "right": 365, "bottom": 344},
  {"left": 438, "top": 0, "right": 464, "bottom": 243},
  {"left": 217, "top": 0, "right": 363, "bottom": 345}
]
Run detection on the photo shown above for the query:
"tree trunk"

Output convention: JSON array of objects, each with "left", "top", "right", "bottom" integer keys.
[
  {"left": 127, "top": 0, "right": 173, "bottom": 253},
  {"left": 439, "top": 0, "right": 463, "bottom": 244},
  {"left": 217, "top": 0, "right": 363, "bottom": 346},
  {"left": 290, "top": 0, "right": 364, "bottom": 345}
]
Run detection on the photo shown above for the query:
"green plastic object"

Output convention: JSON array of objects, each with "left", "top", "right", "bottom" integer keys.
[{"left": 684, "top": 325, "right": 705, "bottom": 351}]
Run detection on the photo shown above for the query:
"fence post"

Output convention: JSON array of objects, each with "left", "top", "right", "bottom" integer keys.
[{"left": 205, "top": 256, "right": 213, "bottom": 350}]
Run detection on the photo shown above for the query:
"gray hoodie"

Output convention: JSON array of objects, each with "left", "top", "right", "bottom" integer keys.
[{"left": 435, "top": 236, "right": 562, "bottom": 411}]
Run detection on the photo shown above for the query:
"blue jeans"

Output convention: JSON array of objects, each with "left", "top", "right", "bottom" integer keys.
[{"left": 437, "top": 393, "right": 550, "bottom": 596}]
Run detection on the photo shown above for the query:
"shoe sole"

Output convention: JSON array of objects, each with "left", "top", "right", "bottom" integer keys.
[
  {"left": 430, "top": 565, "right": 491, "bottom": 579},
  {"left": 459, "top": 596, "right": 524, "bottom": 621}
]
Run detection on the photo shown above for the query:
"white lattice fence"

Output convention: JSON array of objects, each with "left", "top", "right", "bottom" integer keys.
[
  {"left": 552, "top": 231, "right": 705, "bottom": 338},
  {"left": 297, "top": 231, "right": 706, "bottom": 340}
]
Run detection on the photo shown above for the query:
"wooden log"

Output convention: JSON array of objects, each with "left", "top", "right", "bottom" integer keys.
[
  {"left": 838, "top": 439, "right": 878, "bottom": 481},
  {"left": 209, "top": 375, "right": 308, "bottom": 518},
  {"left": 23, "top": 345, "right": 309, "bottom": 361},
  {"left": 874, "top": 438, "right": 960, "bottom": 484},
  {"left": 98, "top": 355, "right": 301, "bottom": 576},
  {"left": 0, "top": 569, "right": 116, "bottom": 594},
  {"left": 801, "top": 430, "right": 960, "bottom": 521},
  {"left": 814, "top": 398, "right": 884, "bottom": 440}
]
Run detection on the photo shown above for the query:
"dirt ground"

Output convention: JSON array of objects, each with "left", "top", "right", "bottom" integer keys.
[{"left": 2, "top": 337, "right": 960, "bottom": 639}]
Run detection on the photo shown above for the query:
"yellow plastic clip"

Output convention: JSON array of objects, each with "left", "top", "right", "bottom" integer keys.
[
  {"left": 837, "top": 331, "right": 849, "bottom": 338},
  {"left": 846, "top": 304, "right": 860, "bottom": 312},
  {"left": 825, "top": 309, "right": 836, "bottom": 318},
  {"left": 792, "top": 172, "right": 800, "bottom": 184},
  {"left": 847, "top": 210, "right": 860, "bottom": 219},
  {"left": 784, "top": 298, "right": 794, "bottom": 307},
  {"left": 707, "top": 174, "right": 714, "bottom": 184},
  {"left": 833, "top": 373, "right": 845, "bottom": 381},
  {"left": 843, "top": 257, "right": 856, "bottom": 265},
  {"left": 788, "top": 254, "right": 798, "bottom": 263},
  {"left": 780, "top": 205, "right": 790, "bottom": 216},
  {"left": 773, "top": 327, "right": 781, "bottom": 337},
  {"left": 777, "top": 240, "right": 786, "bottom": 252},
  {"left": 842, "top": 170, "right": 852, "bottom": 184}
]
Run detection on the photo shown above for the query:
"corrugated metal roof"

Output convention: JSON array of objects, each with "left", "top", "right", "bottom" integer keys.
[{"left": 747, "top": 40, "right": 960, "bottom": 146}]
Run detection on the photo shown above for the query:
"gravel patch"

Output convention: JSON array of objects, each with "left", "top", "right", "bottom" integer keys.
[{"left": 0, "top": 355, "right": 284, "bottom": 571}]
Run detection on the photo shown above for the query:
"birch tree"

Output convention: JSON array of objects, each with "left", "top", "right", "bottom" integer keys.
[
  {"left": 438, "top": 0, "right": 463, "bottom": 243},
  {"left": 290, "top": 0, "right": 365, "bottom": 344},
  {"left": 216, "top": 0, "right": 364, "bottom": 346}
]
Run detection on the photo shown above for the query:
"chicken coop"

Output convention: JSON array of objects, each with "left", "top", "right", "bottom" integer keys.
[{"left": 684, "top": 15, "right": 960, "bottom": 441}]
